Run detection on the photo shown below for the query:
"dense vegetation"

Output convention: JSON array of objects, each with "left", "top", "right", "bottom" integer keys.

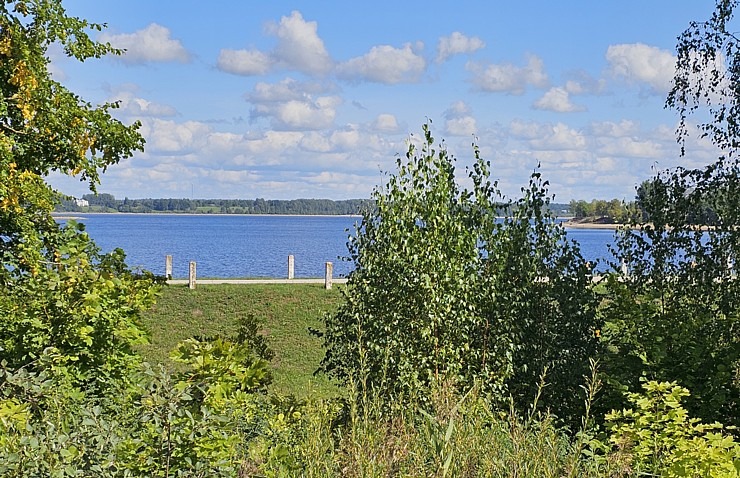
[
  {"left": 58, "top": 194, "right": 377, "bottom": 215},
  {"left": 317, "top": 124, "right": 599, "bottom": 429},
  {"left": 1, "top": 0, "right": 739, "bottom": 476},
  {"left": 57, "top": 193, "right": 573, "bottom": 217},
  {"left": 568, "top": 198, "right": 636, "bottom": 222}
]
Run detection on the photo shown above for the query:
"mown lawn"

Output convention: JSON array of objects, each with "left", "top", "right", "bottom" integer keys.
[{"left": 138, "top": 283, "right": 344, "bottom": 398}]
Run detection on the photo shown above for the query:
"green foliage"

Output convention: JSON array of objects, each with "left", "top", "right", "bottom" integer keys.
[
  {"left": 602, "top": 0, "right": 740, "bottom": 427},
  {"left": 0, "top": 222, "right": 160, "bottom": 390},
  {"left": 602, "top": 170, "right": 740, "bottom": 426},
  {"left": 244, "top": 379, "right": 617, "bottom": 477},
  {"left": 0, "top": 335, "right": 274, "bottom": 477},
  {"left": 0, "top": 0, "right": 155, "bottom": 391},
  {"left": 318, "top": 122, "right": 600, "bottom": 425},
  {"left": 569, "top": 198, "right": 636, "bottom": 223},
  {"left": 0, "top": 360, "right": 134, "bottom": 477},
  {"left": 599, "top": 381, "right": 740, "bottom": 477}
]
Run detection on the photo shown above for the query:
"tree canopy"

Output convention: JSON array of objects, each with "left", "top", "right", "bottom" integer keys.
[
  {"left": 600, "top": 0, "right": 740, "bottom": 427},
  {"left": 0, "top": 0, "right": 155, "bottom": 388}
]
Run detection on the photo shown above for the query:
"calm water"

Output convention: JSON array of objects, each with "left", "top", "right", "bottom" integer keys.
[{"left": 59, "top": 214, "right": 617, "bottom": 278}]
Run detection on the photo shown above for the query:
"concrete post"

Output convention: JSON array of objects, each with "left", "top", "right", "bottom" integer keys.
[
  {"left": 620, "top": 259, "right": 628, "bottom": 278},
  {"left": 165, "top": 255, "right": 173, "bottom": 280},
  {"left": 324, "top": 261, "right": 333, "bottom": 290},
  {"left": 288, "top": 255, "right": 295, "bottom": 280},
  {"left": 188, "top": 261, "right": 196, "bottom": 289}
]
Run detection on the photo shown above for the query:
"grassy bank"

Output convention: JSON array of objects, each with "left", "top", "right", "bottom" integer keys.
[{"left": 138, "top": 283, "right": 343, "bottom": 398}]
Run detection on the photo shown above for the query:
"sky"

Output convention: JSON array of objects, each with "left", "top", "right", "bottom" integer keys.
[{"left": 47, "top": 1, "right": 722, "bottom": 202}]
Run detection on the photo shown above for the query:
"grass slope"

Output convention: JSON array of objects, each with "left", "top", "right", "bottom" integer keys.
[{"left": 138, "top": 283, "right": 343, "bottom": 398}]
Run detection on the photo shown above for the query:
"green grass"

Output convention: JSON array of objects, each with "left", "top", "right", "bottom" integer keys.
[{"left": 138, "top": 283, "right": 344, "bottom": 398}]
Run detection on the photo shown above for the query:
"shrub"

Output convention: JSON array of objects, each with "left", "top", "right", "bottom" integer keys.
[
  {"left": 317, "top": 122, "right": 600, "bottom": 425},
  {"left": 598, "top": 381, "right": 740, "bottom": 477}
]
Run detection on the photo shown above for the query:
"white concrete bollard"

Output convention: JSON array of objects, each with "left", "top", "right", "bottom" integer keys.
[
  {"left": 165, "top": 255, "right": 173, "bottom": 280},
  {"left": 188, "top": 261, "right": 197, "bottom": 289},
  {"left": 288, "top": 255, "right": 295, "bottom": 280},
  {"left": 325, "top": 262, "right": 333, "bottom": 290}
]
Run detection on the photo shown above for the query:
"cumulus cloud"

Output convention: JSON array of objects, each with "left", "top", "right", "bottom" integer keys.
[
  {"left": 245, "top": 78, "right": 341, "bottom": 131},
  {"left": 606, "top": 43, "right": 675, "bottom": 93},
  {"left": 467, "top": 54, "right": 548, "bottom": 94},
  {"left": 588, "top": 121, "right": 669, "bottom": 159},
  {"left": 138, "top": 119, "right": 211, "bottom": 154},
  {"left": 267, "top": 11, "right": 333, "bottom": 75},
  {"left": 598, "top": 137, "right": 664, "bottom": 159},
  {"left": 562, "top": 70, "right": 607, "bottom": 95},
  {"left": 443, "top": 101, "right": 477, "bottom": 136},
  {"left": 217, "top": 11, "right": 332, "bottom": 76},
  {"left": 100, "top": 24, "right": 190, "bottom": 64},
  {"left": 589, "top": 120, "right": 640, "bottom": 138},
  {"left": 337, "top": 43, "right": 426, "bottom": 84},
  {"left": 436, "top": 32, "right": 485, "bottom": 63},
  {"left": 246, "top": 78, "right": 335, "bottom": 103},
  {"left": 251, "top": 96, "right": 342, "bottom": 131},
  {"left": 106, "top": 85, "right": 178, "bottom": 118},
  {"left": 371, "top": 114, "right": 402, "bottom": 134},
  {"left": 533, "top": 87, "right": 585, "bottom": 113},
  {"left": 523, "top": 122, "right": 587, "bottom": 151},
  {"left": 217, "top": 49, "right": 272, "bottom": 76}
]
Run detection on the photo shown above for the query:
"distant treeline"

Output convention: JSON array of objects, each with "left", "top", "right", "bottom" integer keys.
[
  {"left": 57, "top": 193, "right": 575, "bottom": 217},
  {"left": 57, "top": 194, "right": 376, "bottom": 215},
  {"left": 569, "top": 180, "right": 727, "bottom": 225},
  {"left": 568, "top": 198, "right": 636, "bottom": 223}
]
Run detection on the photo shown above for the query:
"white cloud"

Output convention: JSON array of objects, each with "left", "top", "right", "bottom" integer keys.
[
  {"left": 216, "top": 11, "right": 331, "bottom": 76},
  {"left": 606, "top": 43, "right": 675, "bottom": 93},
  {"left": 138, "top": 119, "right": 211, "bottom": 154},
  {"left": 527, "top": 123, "right": 587, "bottom": 151},
  {"left": 589, "top": 120, "right": 640, "bottom": 138},
  {"left": 337, "top": 43, "right": 426, "bottom": 84},
  {"left": 372, "top": 114, "right": 401, "bottom": 133},
  {"left": 242, "top": 130, "right": 304, "bottom": 156},
  {"left": 100, "top": 24, "right": 190, "bottom": 64},
  {"left": 106, "top": 85, "right": 178, "bottom": 118},
  {"left": 299, "top": 132, "right": 333, "bottom": 153},
  {"left": 329, "top": 127, "right": 362, "bottom": 151},
  {"left": 246, "top": 78, "right": 334, "bottom": 103},
  {"left": 251, "top": 96, "right": 342, "bottom": 131},
  {"left": 205, "top": 132, "right": 245, "bottom": 153},
  {"left": 217, "top": 49, "right": 272, "bottom": 76},
  {"left": 562, "top": 70, "right": 607, "bottom": 95},
  {"left": 445, "top": 117, "right": 478, "bottom": 136},
  {"left": 445, "top": 100, "right": 471, "bottom": 117},
  {"left": 467, "top": 54, "right": 548, "bottom": 94},
  {"left": 533, "top": 87, "right": 585, "bottom": 113},
  {"left": 267, "top": 11, "right": 333, "bottom": 75},
  {"left": 436, "top": 32, "right": 485, "bottom": 63},
  {"left": 509, "top": 120, "right": 544, "bottom": 140},
  {"left": 598, "top": 137, "right": 664, "bottom": 159},
  {"left": 245, "top": 79, "right": 341, "bottom": 131},
  {"left": 443, "top": 101, "right": 477, "bottom": 136}
]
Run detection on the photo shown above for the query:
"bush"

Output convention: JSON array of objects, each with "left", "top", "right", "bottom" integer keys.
[
  {"left": 597, "top": 381, "right": 740, "bottom": 477},
  {"left": 317, "top": 122, "right": 600, "bottom": 425}
]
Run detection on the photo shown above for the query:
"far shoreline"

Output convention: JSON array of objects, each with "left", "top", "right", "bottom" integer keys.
[
  {"left": 52, "top": 211, "right": 362, "bottom": 219},
  {"left": 562, "top": 220, "right": 625, "bottom": 230}
]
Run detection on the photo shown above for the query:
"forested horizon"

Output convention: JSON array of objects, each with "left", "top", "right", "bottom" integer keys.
[{"left": 56, "top": 192, "right": 574, "bottom": 215}]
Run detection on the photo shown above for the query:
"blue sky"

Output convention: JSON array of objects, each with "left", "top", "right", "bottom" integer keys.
[{"left": 49, "top": 1, "right": 719, "bottom": 201}]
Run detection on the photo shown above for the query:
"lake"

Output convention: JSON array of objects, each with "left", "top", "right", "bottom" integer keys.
[{"left": 58, "top": 214, "right": 618, "bottom": 279}]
